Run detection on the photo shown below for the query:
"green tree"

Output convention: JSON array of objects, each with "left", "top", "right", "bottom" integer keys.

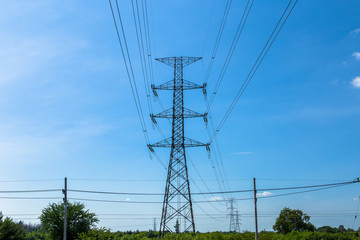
[
  {"left": 0, "top": 213, "right": 26, "bottom": 240},
  {"left": 25, "top": 230, "right": 51, "bottom": 240},
  {"left": 39, "top": 202, "right": 98, "bottom": 240},
  {"left": 273, "top": 207, "right": 315, "bottom": 234},
  {"left": 77, "top": 228, "right": 115, "bottom": 240}
]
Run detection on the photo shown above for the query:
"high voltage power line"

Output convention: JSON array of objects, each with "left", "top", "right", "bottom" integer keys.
[
  {"left": 208, "top": 0, "right": 298, "bottom": 143},
  {"left": 203, "top": 0, "right": 232, "bottom": 86},
  {"left": 205, "top": 0, "right": 254, "bottom": 113},
  {"left": 108, "top": 0, "right": 168, "bottom": 171}
]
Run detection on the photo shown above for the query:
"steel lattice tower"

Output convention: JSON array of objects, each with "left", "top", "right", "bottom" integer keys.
[
  {"left": 148, "top": 56, "right": 208, "bottom": 236},
  {"left": 229, "top": 198, "right": 240, "bottom": 232}
]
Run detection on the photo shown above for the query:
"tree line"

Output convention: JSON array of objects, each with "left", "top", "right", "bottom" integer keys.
[{"left": 1, "top": 202, "right": 360, "bottom": 239}]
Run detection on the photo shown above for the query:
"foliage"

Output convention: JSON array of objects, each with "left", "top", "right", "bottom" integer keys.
[
  {"left": 1, "top": 229, "right": 358, "bottom": 240},
  {"left": 273, "top": 207, "right": 315, "bottom": 234},
  {"left": 39, "top": 202, "right": 98, "bottom": 240},
  {"left": 77, "top": 228, "right": 115, "bottom": 240},
  {"left": 25, "top": 230, "right": 51, "bottom": 240},
  {"left": 0, "top": 214, "right": 26, "bottom": 240}
]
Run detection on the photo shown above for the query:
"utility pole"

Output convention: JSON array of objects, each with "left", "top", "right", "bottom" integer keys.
[
  {"left": 148, "top": 57, "right": 207, "bottom": 236},
  {"left": 63, "top": 177, "right": 67, "bottom": 240},
  {"left": 153, "top": 218, "right": 157, "bottom": 232},
  {"left": 253, "top": 177, "right": 258, "bottom": 240}
]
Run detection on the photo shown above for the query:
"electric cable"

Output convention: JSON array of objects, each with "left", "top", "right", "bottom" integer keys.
[
  {"left": 67, "top": 179, "right": 359, "bottom": 196},
  {"left": 208, "top": 0, "right": 298, "bottom": 143},
  {"left": 108, "top": 0, "right": 149, "bottom": 144},
  {"left": 205, "top": 0, "right": 254, "bottom": 113},
  {"left": 203, "top": 0, "right": 232, "bottom": 85},
  {"left": 0, "top": 189, "right": 61, "bottom": 193}
]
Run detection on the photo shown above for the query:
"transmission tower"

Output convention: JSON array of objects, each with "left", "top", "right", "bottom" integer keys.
[
  {"left": 235, "top": 210, "right": 241, "bottom": 232},
  {"left": 148, "top": 56, "right": 208, "bottom": 236},
  {"left": 228, "top": 198, "right": 240, "bottom": 232}
]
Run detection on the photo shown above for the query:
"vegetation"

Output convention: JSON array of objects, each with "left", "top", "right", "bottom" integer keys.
[
  {"left": 273, "top": 207, "right": 315, "bottom": 234},
  {"left": 39, "top": 202, "right": 98, "bottom": 240},
  {"left": 0, "top": 211, "right": 26, "bottom": 240},
  {"left": 2, "top": 206, "right": 360, "bottom": 239}
]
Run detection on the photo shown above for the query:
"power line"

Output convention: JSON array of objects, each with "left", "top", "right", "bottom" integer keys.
[
  {"left": 0, "top": 189, "right": 61, "bottom": 193},
  {"left": 208, "top": 0, "right": 298, "bottom": 143},
  {"left": 65, "top": 178, "right": 351, "bottom": 182},
  {"left": 130, "top": 0, "right": 153, "bottom": 114},
  {"left": 108, "top": 0, "right": 149, "bottom": 144},
  {"left": 0, "top": 179, "right": 62, "bottom": 183},
  {"left": 66, "top": 182, "right": 356, "bottom": 205},
  {"left": 0, "top": 197, "right": 61, "bottom": 200},
  {"left": 203, "top": 0, "right": 232, "bottom": 85},
  {"left": 205, "top": 0, "right": 254, "bottom": 113},
  {"left": 67, "top": 179, "right": 359, "bottom": 196},
  {"left": 202, "top": 0, "right": 255, "bottom": 201}
]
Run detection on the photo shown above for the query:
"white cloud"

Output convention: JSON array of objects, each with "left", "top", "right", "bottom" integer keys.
[
  {"left": 351, "top": 76, "right": 360, "bottom": 88},
  {"left": 257, "top": 191, "right": 273, "bottom": 197},
  {"left": 208, "top": 196, "right": 223, "bottom": 202},
  {"left": 353, "top": 52, "right": 360, "bottom": 60},
  {"left": 350, "top": 28, "right": 360, "bottom": 35},
  {"left": 232, "top": 152, "right": 254, "bottom": 155},
  {"left": 125, "top": 198, "right": 131, "bottom": 201}
]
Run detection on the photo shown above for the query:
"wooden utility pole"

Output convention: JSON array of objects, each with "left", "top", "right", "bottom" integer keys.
[
  {"left": 253, "top": 178, "right": 258, "bottom": 240},
  {"left": 63, "top": 177, "right": 67, "bottom": 240}
]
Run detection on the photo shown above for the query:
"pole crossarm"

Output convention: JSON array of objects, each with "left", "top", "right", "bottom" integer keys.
[
  {"left": 151, "top": 108, "right": 205, "bottom": 119},
  {"left": 155, "top": 56, "right": 202, "bottom": 67},
  {"left": 152, "top": 80, "right": 204, "bottom": 90},
  {"left": 148, "top": 137, "right": 208, "bottom": 148}
]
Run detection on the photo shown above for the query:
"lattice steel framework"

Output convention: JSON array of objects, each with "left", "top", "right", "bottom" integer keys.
[
  {"left": 228, "top": 198, "right": 240, "bottom": 232},
  {"left": 148, "top": 56, "right": 208, "bottom": 236}
]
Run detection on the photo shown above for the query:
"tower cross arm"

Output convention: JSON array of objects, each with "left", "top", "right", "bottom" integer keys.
[
  {"left": 155, "top": 56, "right": 202, "bottom": 67},
  {"left": 184, "top": 137, "right": 209, "bottom": 147},
  {"left": 152, "top": 108, "right": 205, "bottom": 119},
  {"left": 152, "top": 80, "right": 204, "bottom": 90},
  {"left": 148, "top": 137, "right": 209, "bottom": 148}
]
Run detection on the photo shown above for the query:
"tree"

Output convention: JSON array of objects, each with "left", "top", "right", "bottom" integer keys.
[
  {"left": 0, "top": 213, "right": 25, "bottom": 240},
  {"left": 273, "top": 207, "right": 315, "bottom": 234},
  {"left": 77, "top": 228, "right": 115, "bottom": 240},
  {"left": 39, "top": 202, "right": 98, "bottom": 240}
]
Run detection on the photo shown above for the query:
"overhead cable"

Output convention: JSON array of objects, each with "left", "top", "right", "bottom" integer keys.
[{"left": 208, "top": 0, "right": 298, "bottom": 143}]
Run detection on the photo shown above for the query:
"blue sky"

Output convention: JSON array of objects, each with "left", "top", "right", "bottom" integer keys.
[{"left": 0, "top": 0, "right": 360, "bottom": 233}]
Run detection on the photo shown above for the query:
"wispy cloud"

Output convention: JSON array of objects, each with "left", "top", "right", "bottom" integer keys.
[
  {"left": 353, "top": 52, "right": 360, "bottom": 60},
  {"left": 350, "top": 28, "right": 360, "bottom": 35},
  {"left": 351, "top": 76, "right": 360, "bottom": 88},
  {"left": 257, "top": 191, "right": 273, "bottom": 197},
  {"left": 125, "top": 198, "right": 131, "bottom": 201},
  {"left": 0, "top": 119, "right": 117, "bottom": 164},
  {"left": 0, "top": 35, "right": 89, "bottom": 84},
  {"left": 232, "top": 152, "right": 254, "bottom": 155},
  {"left": 208, "top": 196, "right": 223, "bottom": 202}
]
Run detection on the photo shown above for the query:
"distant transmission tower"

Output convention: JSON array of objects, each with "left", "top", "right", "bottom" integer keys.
[
  {"left": 228, "top": 198, "right": 240, "bottom": 232},
  {"left": 235, "top": 210, "right": 241, "bottom": 232},
  {"left": 153, "top": 218, "right": 157, "bottom": 232},
  {"left": 148, "top": 57, "right": 208, "bottom": 236}
]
